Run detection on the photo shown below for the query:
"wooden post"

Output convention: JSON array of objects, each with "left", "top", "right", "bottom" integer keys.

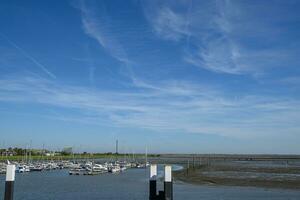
[
  {"left": 192, "top": 156, "right": 195, "bottom": 169},
  {"left": 149, "top": 164, "right": 157, "bottom": 200},
  {"left": 4, "top": 164, "right": 15, "bottom": 200},
  {"left": 164, "top": 165, "right": 173, "bottom": 200}
]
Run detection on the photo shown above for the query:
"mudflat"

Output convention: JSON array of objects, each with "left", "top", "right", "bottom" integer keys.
[{"left": 173, "top": 163, "right": 300, "bottom": 189}]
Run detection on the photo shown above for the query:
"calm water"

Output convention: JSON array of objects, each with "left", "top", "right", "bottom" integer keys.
[{"left": 0, "top": 167, "right": 300, "bottom": 200}]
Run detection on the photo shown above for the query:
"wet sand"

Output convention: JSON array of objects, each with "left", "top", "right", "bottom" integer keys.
[{"left": 173, "top": 164, "right": 300, "bottom": 189}]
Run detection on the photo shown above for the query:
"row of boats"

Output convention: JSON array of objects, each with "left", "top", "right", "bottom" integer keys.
[
  {"left": 0, "top": 160, "right": 149, "bottom": 175},
  {"left": 69, "top": 161, "right": 149, "bottom": 175},
  {"left": 0, "top": 160, "right": 74, "bottom": 174}
]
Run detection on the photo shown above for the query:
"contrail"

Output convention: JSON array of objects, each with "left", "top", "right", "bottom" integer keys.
[{"left": 0, "top": 33, "right": 56, "bottom": 79}]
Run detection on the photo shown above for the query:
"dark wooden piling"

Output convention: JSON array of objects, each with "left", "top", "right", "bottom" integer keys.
[
  {"left": 149, "top": 164, "right": 157, "bottom": 200},
  {"left": 164, "top": 165, "right": 173, "bottom": 200},
  {"left": 4, "top": 164, "right": 15, "bottom": 200}
]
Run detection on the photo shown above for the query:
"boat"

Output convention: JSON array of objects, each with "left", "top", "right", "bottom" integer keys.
[
  {"left": 86, "top": 163, "right": 106, "bottom": 172},
  {"left": 31, "top": 165, "right": 43, "bottom": 171},
  {"left": 84, "top": 164, "right": 107, "bottom": 175},
  {"left": 93, "top": 164, "right": 107, "bottom": 172},
  {"left": 120, "top": 165, "right": 126, "bottom": 171},
  {"left": 25, "top": 165, "right": 30, "bottom": 172},
  {"left": 69, "top": 167, "right": 87, "bottom": 175},
  {"left": 0, "top": 164, "right": 6, "bottom": 174},
  {"left": 108, "top": 164, "right": 121, "bottom": 173},
  {"left": 16, "top": 165, "right": 26, "bottom": 173}
]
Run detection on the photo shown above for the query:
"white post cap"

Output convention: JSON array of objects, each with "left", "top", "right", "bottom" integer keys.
[
  {"left": 164, "top": 165, "right": 172, "bottom": 182},
  {"left": 6, "top": 164, "right": 16, "bottom": 181},
  {"left": 150, "top": 164, "right": 157, "bottom": 180}
]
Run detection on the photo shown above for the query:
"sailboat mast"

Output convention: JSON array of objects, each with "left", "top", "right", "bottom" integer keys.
[
  {"left": 116, "top": 140, "right": 118, "bottom": 154},
  {"left": 145, "top": 146, "right": 148, "bottom": 165}
]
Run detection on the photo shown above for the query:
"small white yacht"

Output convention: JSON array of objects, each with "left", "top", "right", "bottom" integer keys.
[
  {"left": 69, "top": 167, "right": 86, "bottom": 175},
  {"left": 16, "top": 165, "right": 26, "bottom": 173},
  {"left": 108, "top": 163, "right": 121, "bottom": 173}
]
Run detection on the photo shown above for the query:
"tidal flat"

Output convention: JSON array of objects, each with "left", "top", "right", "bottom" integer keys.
[{"left": 172, "top": 159, "right": 300, "bottom": 189}]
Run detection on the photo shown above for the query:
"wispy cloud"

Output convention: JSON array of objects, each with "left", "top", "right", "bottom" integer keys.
[
  {"left": 77, "top": 1, "right": 130, "bottom": 65},
  {"left": 146, "top": 6, "right": 190, "bottom": 41},
  {"left": 184, "top": 37, "right": 244, "bottom": 74},
  {"left": 0, "top": 33, "right": 56, "bottom": 79},
  {"left": 1, "top": 74, "right": 299, "bottom": 139},
  {"left": 74, "top": 0, "right": 144, "bottom": 87},
  {"left": 143, "top": 0, "right": 300, "bottom": 75}
]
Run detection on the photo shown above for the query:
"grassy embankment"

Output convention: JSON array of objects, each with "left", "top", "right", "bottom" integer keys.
[{"left": 0, "top": 154, "right": 158, "bottom": 161}]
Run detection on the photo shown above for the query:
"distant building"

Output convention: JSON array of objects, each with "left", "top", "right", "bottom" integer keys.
[
  {"left": 45, "top": 152, "right": 56, "bottom": 156},
  {"left": 62, "top": 147, "right": 73, "bottom": 155}
]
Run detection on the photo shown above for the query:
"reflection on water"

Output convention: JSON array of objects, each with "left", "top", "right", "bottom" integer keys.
[{"left": 0, "top": 166, "right": 299, "bottom": 200}]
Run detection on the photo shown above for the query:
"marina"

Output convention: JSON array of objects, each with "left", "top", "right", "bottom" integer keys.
[
  {"left": 1, "top": 155, "right": 300, "bottom": 199},
  {"left": 0, "top": 159, "right": 149, "bottom": 176},
  {"left": 0, "top": 141, "right": 150, "bottom": 177},
  {"left": 1, "top": 163, "right": 300, "bottom": 200}
]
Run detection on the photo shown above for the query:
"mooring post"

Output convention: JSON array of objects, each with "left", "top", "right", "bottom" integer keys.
[
  {"left": 164, "top": 165, "right": 173, "bottom": 200},
  {"left": 149, "top": 164, "right": 157, "bottom": 200},
  {"left": 187, "top": 160, "right": 189, "bottom": 176},
  {"left": 4, "top": 164, "right": 16, "bottom": 200}
]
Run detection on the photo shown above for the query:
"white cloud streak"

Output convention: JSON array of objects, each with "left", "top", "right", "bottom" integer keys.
[
  {"left": 75, "top": 0, "right": 141, "bottom": 86},
  {"left": 0, "top": 33, "right": 56, "bottom": 79},
  {"left": 0, "top": 75, "right": 299, "bottom": 139},
  {"left": 78, "top": 1, "right": 130, "bottom": 65}
]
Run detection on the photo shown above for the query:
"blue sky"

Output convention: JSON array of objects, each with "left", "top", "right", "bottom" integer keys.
[{"left": 0, "top": 0, "right": 300, "bottom": 154}]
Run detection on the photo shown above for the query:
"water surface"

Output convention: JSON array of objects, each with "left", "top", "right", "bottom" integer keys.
[{"left": 0, "top": 167, "right": 300, "bottom": 200}]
